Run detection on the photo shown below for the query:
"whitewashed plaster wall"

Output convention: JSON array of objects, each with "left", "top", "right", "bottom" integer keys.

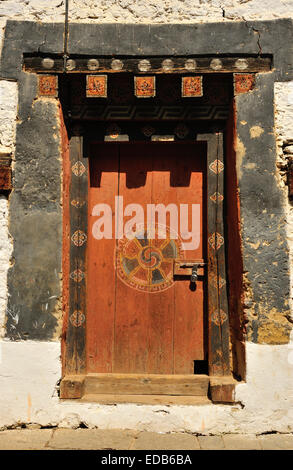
[
  {"left": 0, "top": 80, "right": 16, "bottom": 339},
  {"left": 1, "top": 0, "right": 293, "bottom": 24},
  {"left": 0, "top": 340, "right": 292, "bottom": 433},
  {"left": 0, "top": 0, "right": 293, "bottom": 432},
  {"left": 275, "top": 82, "right": 293, "bottom": 320}
]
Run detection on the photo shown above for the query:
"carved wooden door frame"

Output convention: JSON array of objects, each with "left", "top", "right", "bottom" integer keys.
[{"left": 61, "top": 132, "right": 230, "bottom": 397}]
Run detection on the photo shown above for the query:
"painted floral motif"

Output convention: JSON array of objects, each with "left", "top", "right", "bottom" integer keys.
[
  {"left": 70, "top": 310, "right": 85, "bottom": 327},
  {"left": 234, "top": 73, "right": 255, "bottom": 94},
  {"left": 209, "top": 160, "right": 224, "bottom": 174},
  {"left": 208, "top": 232, "right": 224, "bottom": 250},
  {"left": 71, "top": 230, "right": 87, "bottom": 247},
  {"left": 210, "top": 192, "right": 224, "bottom": 203},
  {"left": 182, "top": 76, "right": 203, "bottom": 97},
  {"left": 86, "top": 75, "right": 107, "bottom": 97},
  {"left": 209, "top": 272, "right": 226, "bottom": 289},
  {"left": 70, "top": 269, "right": 85, "bottom": 283},
  {"left": 72, "top": 161, "right": 86, "bottom": 177},
  {"left": 134, "top": 76, "right": 156, "bottom": 98},
  {"left": 71, "top": 199, "right": 86, "bottom": 209},
  {"left": 211, "top": 309, "right": 227, "bottom": 326},
  {"left": 38, "top": 75, "right": 58, "bottom": 97}
]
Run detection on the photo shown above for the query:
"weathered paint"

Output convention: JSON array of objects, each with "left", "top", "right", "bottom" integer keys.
[
  {"left": 5, "top": 72, "right": 62, "bottom": 340},
  {"left": 1, "top": 19, "right": 292, "bottom": 346},
  {"left": 236, "top": 73, "right": 291, "bottom": 344},
  {"left": 0, "top": 17, "right": 291, "bottom": 432},
  {"left": 59, "top": 102, "right": 70, "bottom": 370},
  {"left": 225, "top": 100, "right": 246, "bottom": 379}
]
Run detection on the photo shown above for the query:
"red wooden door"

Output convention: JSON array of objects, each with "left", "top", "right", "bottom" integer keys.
[{"left": 87, "top": 142, "right": 206, "bottom": 375}]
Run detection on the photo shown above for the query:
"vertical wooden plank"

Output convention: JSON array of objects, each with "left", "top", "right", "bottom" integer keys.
[
  {"left": 59, "top": 103, "right": 70, "bottom": 374},
  {"left": 225, "top": 101, "right": 246, "bottom": 379},
  {"left": 173, "top": 143, "right": 206, "bottom": 374},
  {"left": 113, "top": 143, "right": 151, "bottom": 373},
  {"left": 197, "top": 133, "right": 230, "bottom": 376},
  {"left": 87, "top": 144, "right": 119, "bottom": 372},
  {"left": 146, "top": 145, "right": 175, "bottom": 374},
  {"left": 65, "top": 135, "right": 88, "bottom": 374}
]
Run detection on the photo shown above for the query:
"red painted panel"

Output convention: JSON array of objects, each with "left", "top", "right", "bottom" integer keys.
[
  {"left": 87, "top": 142, "right": 206, "bottom": 374},
  {"left": 87, "top": 144, "right": 119, "bottom": 372}
]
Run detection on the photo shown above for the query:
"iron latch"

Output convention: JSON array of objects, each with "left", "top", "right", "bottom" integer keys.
[{"left": 173, "top": 259, "right": 205, "bottom": 285}]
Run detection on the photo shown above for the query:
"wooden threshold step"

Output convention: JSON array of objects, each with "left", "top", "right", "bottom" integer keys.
[
  {"left": 83, "top": 373, "right": 209, "bottom": 397},
  {"left": 80, "top": 394, "right": 211, "bottom": 405}
]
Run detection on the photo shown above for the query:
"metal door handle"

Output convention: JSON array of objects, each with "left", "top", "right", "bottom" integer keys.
[{"left": 191, "top": 265, "right": 198, "bottom": 284}]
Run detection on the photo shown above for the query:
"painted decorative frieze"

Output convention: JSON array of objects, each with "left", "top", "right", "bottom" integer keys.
[
  {"left": 25, "top": 56, "right": 271, "bottom": 74},
  {"left": 86, "top": 75, "right": 107, "bottom": 98},
  {"left": 38, "top": 75, "right": 58, "bottom": 97},
  {"left": 134, "top": 76, "right": 156, "bottom": 98},
  {"left": 182, "top": 76, "right": 203, "bottom": 97},
  {"left": 234, "top": 73, "right": 255, "bottom": 94}
]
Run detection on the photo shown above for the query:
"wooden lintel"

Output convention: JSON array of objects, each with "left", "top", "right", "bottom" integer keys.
[{"left": 23, "top": 56, "right": 271, "bottom": 74}]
